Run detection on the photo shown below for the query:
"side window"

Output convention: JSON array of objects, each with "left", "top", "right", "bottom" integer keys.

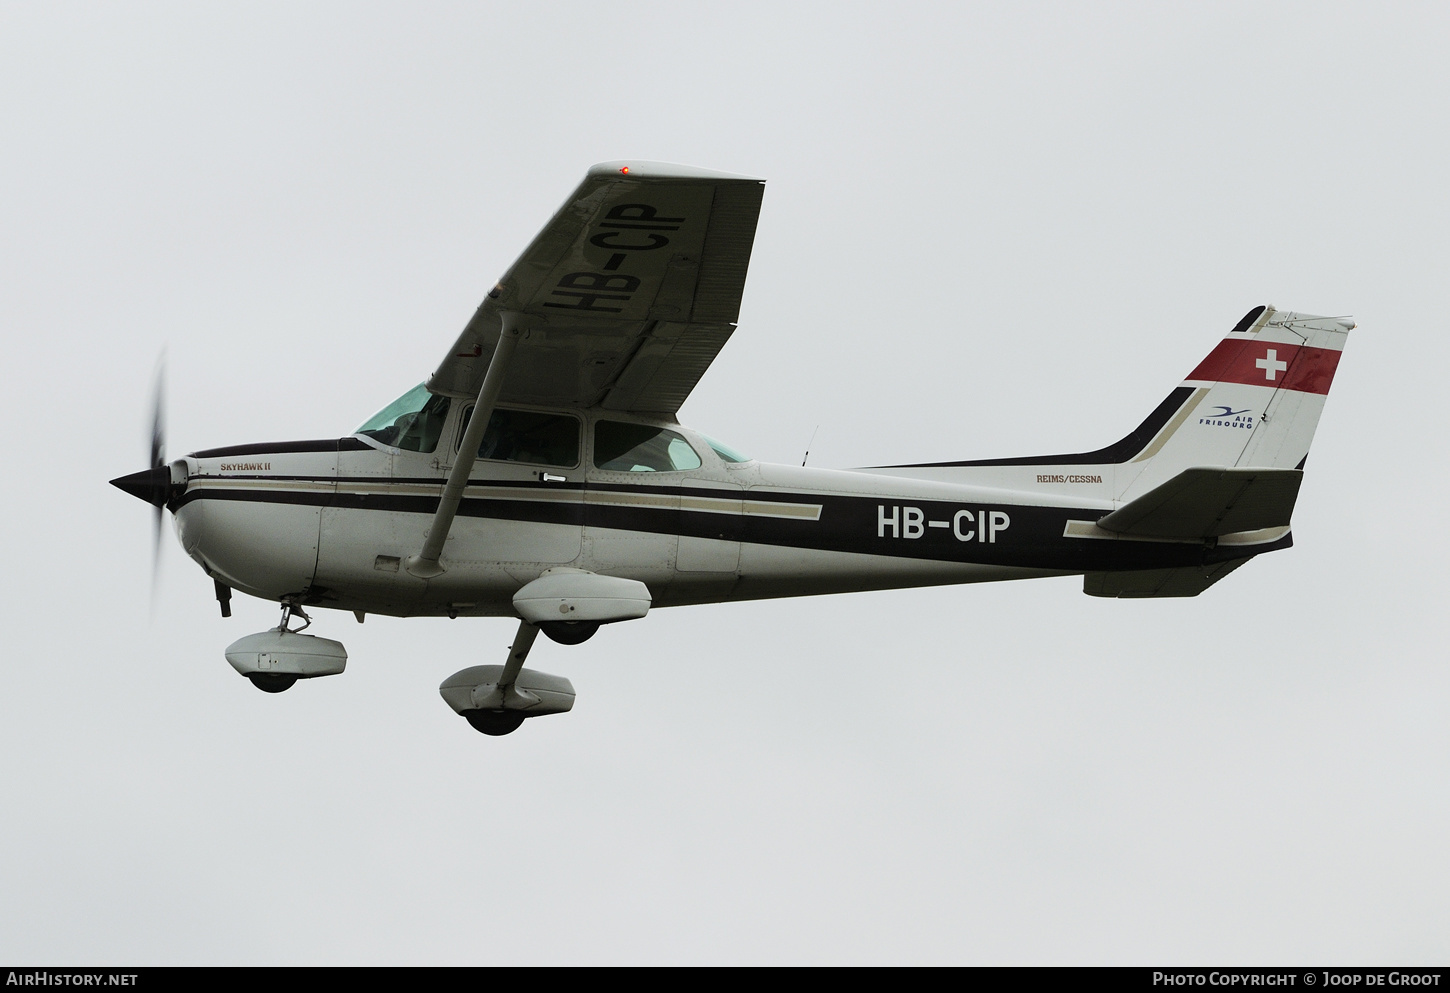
[
  {"left": 461, "top": 407, "right": 580, "bottom": 468},
  {"left": 701, "top": 433, "right": 752, "bottom": 464},
  {"left": 594, "top": 422, "right": 703, "bottom": 472},
  {"left": 356, "top": 384, "right": 452, "bottom": 453}
]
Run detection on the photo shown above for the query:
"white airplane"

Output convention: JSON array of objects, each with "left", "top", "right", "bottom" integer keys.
[{"left": 112, "top": 162, "right": 1353, "bottom": 736}]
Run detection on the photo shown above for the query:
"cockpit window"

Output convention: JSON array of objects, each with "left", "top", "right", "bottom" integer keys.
[
  {"left": 701, "top": 433, "right": 751, "bottom": 464},
  {"left": 595, "top": 421, "right": 703, "bottom": 472},
  {"left": 356, "top": 384, "right": 452, "bottom": 453},
  {"left": 461, "top": 407, "right": 580, "bottom": 468}
]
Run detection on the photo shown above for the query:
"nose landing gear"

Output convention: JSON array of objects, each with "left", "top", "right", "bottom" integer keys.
[{"left": 225, "top": 601, "right": 348, "bottom": 693}]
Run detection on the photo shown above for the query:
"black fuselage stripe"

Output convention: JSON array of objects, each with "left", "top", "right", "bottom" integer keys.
[
  {"left": 185, "top": 474, "right": 828, "bottom": 506},
  {"left": 189, "top": 473, "right": 828, "bottom": 505},
  {"left": 174, "top": 481, "right": 1282, "bottom": 571},
  {"left": 189, "top": 437, "right": 372, "bottom": 459}
]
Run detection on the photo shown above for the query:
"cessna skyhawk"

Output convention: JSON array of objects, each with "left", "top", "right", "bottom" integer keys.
[{"left": 111, "top": 162, "right": 1352, "bottom": 735}]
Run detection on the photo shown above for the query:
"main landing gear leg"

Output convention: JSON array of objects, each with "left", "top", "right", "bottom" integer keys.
[
  {"left": 439, "top": 619, "right": 577, "bottom": 736},
  {"left": 461, "top": 620, "right": 540, "bottom": 736}
]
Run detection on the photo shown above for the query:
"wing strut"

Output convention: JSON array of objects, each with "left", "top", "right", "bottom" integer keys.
[{"left": 406, "top": 317, "right": 525, "bottom": 579}]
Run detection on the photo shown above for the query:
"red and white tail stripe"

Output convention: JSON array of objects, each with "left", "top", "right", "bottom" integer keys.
[{"left": 1185, "top": 337, "right": 1343, "bottom": 395}]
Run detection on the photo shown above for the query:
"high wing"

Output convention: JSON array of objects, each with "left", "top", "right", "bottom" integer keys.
[{"left": 427, "top": 162, "right": 765, "bottom": 414}]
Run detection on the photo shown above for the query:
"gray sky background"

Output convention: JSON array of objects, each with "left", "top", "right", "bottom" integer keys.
[{"left": 2, "top": 1, "right": 1446, "bottom": 965}]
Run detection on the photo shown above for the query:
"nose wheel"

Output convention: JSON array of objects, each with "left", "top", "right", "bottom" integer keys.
[{"left": 248, "top": 673, "right": 298, "bottom": 693}]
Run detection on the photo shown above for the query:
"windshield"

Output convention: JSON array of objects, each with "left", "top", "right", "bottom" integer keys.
[{"left": 356, "top": 384, "right": 452, "bottom": 453}]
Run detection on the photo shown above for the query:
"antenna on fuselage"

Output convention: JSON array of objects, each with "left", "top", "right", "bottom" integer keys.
[{"left": 801, "top": 424, "right": 820, "bottom": 467}]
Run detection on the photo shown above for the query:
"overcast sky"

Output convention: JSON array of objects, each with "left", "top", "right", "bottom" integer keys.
[{"left": 2, "top": 1, "right": 1447, "bottom": 965}]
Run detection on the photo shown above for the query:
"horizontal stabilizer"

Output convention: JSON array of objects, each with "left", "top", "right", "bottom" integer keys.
[
  {"left": 1083, "top": 558, "right": 1251, "bottom": 598},
  {"left": 1096, "top": 466, "right": 1302, "bottom": 539}
]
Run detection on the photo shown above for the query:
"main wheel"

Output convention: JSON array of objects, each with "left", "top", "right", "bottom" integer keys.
[
  {"left": 248, "top": 673, "right": 298, "bottom": 693},
  {"left": 539, "top": 620, "right": 599, "bottom": 645},
  {"left": 463, "top": 710, "right": 526, "bottom": 736}
]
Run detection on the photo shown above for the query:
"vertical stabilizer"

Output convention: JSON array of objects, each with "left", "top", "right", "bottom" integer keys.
[{"left": 1113, "top": 306, "right": 1351, "bottom": 503}]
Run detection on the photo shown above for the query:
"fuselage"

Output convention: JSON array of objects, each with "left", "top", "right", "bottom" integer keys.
[{"left": 168, "top": 402, "right": 1278, "bottom": 618}]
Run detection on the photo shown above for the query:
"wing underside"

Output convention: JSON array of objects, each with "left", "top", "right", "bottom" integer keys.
[{"left": 427, "top": 162, "right": 765, "bottom": 414}]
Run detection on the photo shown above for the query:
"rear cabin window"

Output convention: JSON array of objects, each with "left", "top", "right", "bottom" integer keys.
[
  {"left": 356, "top": 384, "right": 452, "bottom": 453},
  {"left": 594, "top": 422, "right": 702, "bottom": 472},
  {"left": 461, "top": 407, "right": 580, "bottom": 468}
]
